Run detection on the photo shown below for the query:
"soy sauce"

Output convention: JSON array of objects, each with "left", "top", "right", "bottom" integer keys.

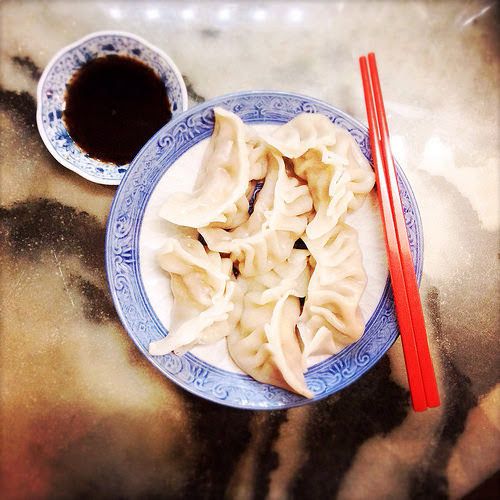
[{"left": 63, "top": 55, "right": 172, "bottom": 165}]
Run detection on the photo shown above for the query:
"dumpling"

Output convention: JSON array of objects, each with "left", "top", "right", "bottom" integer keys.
[
  {"left": 298, "top": 222, "right": 367, "bottom": 361},
  {"left": 230, "top": 293, "right": 312, "bottom": 398},
  {"left": 159, "top": 107, "right": 251, "bottom": 229},
  {"left": 227, "top": 250, "right": 313, "bottom": 398},
  {"left": 264, "top": 113, "right": 375, "bottom": 239},
  {"left": 323, "top": 125, "right": 376, "bottom": 213},
  {"left": 263, "top": 113, "right": 338, "bottom": 158},
  {"left": 149, "top": 237, "right": 242, "bottom": 355},
  {"left": 245, "top": 248, "right": 311, "bottom": 303},
  {"left": 291, "top": 126, "right": 374, "bottom": 240},
  {"left": 150, "top": 277, "right": 243, "bottom": 355},
  {"left": 156, "top": 237, "right": 229, "bottom": 303},
  {"left": 199, "top": 152, "right": 313, "bottom": 276}
]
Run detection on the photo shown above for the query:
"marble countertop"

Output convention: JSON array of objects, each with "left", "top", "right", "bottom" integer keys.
[{"left": 1, "top": 1, "right": 498, "bottom": 498}]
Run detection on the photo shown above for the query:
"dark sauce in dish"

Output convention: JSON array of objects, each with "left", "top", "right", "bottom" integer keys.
[{"left": 63, "top": 55, "right": 172, "bottom": 165}]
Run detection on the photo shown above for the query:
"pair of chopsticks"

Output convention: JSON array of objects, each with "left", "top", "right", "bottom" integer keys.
[{"left": 359, "top": 53, "right": 440, "bottom": 412}]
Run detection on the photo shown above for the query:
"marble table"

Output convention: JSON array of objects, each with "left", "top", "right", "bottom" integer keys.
[{"left": 1, "top": 1, "right": 498, "bottom": 498}]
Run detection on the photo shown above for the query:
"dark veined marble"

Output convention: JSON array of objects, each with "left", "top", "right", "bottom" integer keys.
[{"left": 0, "top": 1, "right": 499, "bottom": 499}]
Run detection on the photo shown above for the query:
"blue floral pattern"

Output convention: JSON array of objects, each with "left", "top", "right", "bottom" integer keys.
[
  {"left": 37, "top": 32, "right": 188, "bottom": 185},
  {"left": 105, "top": 91, "right": 423, "bottom": 409}
]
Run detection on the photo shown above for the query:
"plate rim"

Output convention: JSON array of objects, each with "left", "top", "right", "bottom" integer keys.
[{"left": 105, "top": 90, "right": 424, "bottom": 409}]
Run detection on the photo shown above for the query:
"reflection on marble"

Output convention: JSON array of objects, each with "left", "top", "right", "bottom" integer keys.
[{"left": 0, "top": 1, "right": 498, "bottom": 498}]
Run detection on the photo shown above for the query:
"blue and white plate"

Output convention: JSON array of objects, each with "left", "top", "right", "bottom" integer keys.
[
  {"left": 37, "top": 31, "right": 188, "bottom": 185},
  {"left": 105, "top": 91, "right": 423, "bottom": 409}
]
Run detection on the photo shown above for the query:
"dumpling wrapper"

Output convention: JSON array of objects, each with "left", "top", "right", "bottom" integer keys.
[
  {"left": 229, "top": 293, "right": 312, "bottom": 398},
  {"left": 263, "top": 112, "right": 375, "bottom": 240},
  {"left": 200, "top": 152, "right": 312, "bottom": 276},
  {"left": 150, "top": 279, "right": 243, "bottom": 356},
  {"left": 299, "top": 222, "right": 367, "bottom": 362},
  {"left": 159, "top": 107, "right": 251, "bottom": 229},
  {"left": 227, "top": 250, "right": 313, "bottom": 398},
  {"left": 263, "top": 113, "right": 338, "bottom": 158},
  {"left": 148, "top": 237, "right": 242, "bottom": 355}
]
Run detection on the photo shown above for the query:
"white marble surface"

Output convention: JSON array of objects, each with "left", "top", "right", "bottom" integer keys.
[{"left": 1, "top": 1, "right": 499, "bottom": 499}]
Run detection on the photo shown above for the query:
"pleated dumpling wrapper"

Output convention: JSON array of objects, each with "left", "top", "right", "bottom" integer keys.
[
  {"left": 159, "top": 107, "right": 251, "bottom": 229},
  {"left": 200, "top": 152, "right": 313, "bottom": 277},
  {"left": 149, "top": 237, "right": 242, "bottom": 356},
  {"left": 298, "top": 222, "right": 367, "bottom": 361},
  {"left": 264, "top": 113, "right": 375, "bottom": 239},
  {"left": 227, "top": 249, "right": 313, "bottom": 398}
]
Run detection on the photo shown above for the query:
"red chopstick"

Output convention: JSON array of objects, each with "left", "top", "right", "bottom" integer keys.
[
  {"left": 359, "top": 54, "right": 440, "bottom": 411},
  {"left": 367, "top": 54, "right": 440, "bottom": 408}
]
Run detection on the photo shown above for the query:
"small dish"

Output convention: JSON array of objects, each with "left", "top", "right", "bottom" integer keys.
[
  {"left": 105, "top": 91, "right": 424, "bottom": 409},
  {"left": 36, "top": 31, "right": 188, "bottom": 185}
]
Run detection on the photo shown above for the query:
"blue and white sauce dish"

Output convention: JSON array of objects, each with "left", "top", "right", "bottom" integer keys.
[
  {"left": 105, "top": 90, "right": 423, "bottom": 410},
  {"left": 36, "top": 31, "right": 188, "bottom": 185}
]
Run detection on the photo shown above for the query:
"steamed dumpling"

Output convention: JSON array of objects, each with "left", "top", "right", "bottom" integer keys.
[
  {"left": 227, "top": 250, "right": 313, "bottom": 398},
  {"left": 245, "top": 248, "right": 311, "bottom": 303},
  {"left": 298, "top": 223, "right": 367, "bottom": 360},
  {"left": 263, "top": 113, "right": 338, "bottom": 158},
  {"left": 199, "top": 152, "right": 313, "bottom": 276},
  {"left": 293, "top": 129, "right": 374, "bottom": 239},
  {"left": 159, "top": 107, "right": 251, "bottom": 229},
  {"left": 156, "top": 237, "right": 229, "bottom": 303},
  {"left": 230, "top": 292, "right": 312, "bottom": 398},
  {"left": 148, "top": 237, "right": 242, "bottom": 355},
  {"left": 151, "top": 277, "right": 242, "bottom": 355},
  {"left": 265, "top": 113, "right": 375, "bottom": 239}
]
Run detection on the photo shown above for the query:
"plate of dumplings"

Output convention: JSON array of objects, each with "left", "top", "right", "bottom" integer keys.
[{"left": 106, "top": 90, "right": 423, "bottom": 409}]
